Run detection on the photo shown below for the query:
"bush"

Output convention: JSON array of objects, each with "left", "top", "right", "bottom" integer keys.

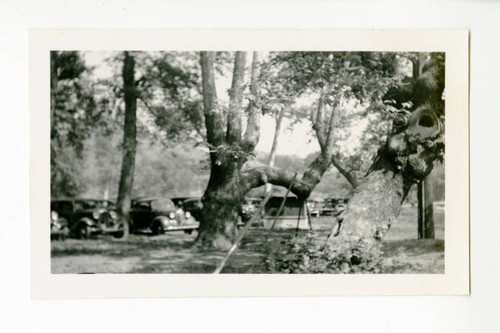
[{"left": 263, "top": 233, "right": 385, "bottom": 274}]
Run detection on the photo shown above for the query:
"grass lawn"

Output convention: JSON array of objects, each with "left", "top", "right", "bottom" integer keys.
[{"left": 51, "top": 205, "right": 444, "bottom": 274}]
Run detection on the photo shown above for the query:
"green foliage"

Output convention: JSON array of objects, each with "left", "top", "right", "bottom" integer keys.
[
  {"left": 266, "top": 52, "right": 399, "bottom": 108},
  {"left": 79, "top": 134, "right": 210, "bottom": 199},
  {"left": 263, "top": 234, "right": 385, "bottom": 274},
  {"left": 208, "top": 143, "right": 256, "bottom": 165},
  {"left": 51, "top": 51, "right": 98, "bottom": 153},
  {"left": 254, "top": 52, "right": 404, "bottom": 183},
  {"left": 139, "top": 52, "right": 204, "bottom": 141},
  {"left": 51, "top": 145, "right": 88, "bottom": 197},
  {"left": 51, "top": 51, "right": 99, "bottom": 196}
]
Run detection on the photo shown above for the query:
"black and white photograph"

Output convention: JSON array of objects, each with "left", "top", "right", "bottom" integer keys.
[
  {"left": 29, "top": 29, "right": 469, "bottom": 298},
  {"left": 49, "top": 50, "right": 446, "bottom": 274},
  {"left": 4, "top": 0, "right": 499, "bottom": 331}
]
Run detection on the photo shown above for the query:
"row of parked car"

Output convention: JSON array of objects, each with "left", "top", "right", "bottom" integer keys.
[
  {"left": 50, "top": 197, "right": 203, "bottom": 240},
  {"left": 50, "top": 196, "right": 350, "bottom": 240}
]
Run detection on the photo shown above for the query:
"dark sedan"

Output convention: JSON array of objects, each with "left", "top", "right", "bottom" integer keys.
[
  {"left": 51, "top": 198, "right": 122, "bottom": 239},
  {"left": 130, "top": 197, "right": 199, "bottom": 235}
]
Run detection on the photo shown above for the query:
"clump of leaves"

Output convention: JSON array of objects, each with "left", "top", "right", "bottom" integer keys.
[
  {"left": 263, "top": 234, "right": 385, "bottom": 274},
  {"left": 207, "top": 143, "right": 256, "bottom": 164}
]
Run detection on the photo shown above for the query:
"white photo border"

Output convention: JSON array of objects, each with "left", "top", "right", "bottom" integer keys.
[{"left": 29, "top": 29, "right": 469, "bottom": 299}]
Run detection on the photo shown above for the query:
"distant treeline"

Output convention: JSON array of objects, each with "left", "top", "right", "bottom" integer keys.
[{"left": 59, "top": 133, "right": 443, "bottom": 203}]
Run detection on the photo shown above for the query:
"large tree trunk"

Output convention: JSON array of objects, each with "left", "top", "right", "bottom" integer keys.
[
  {"left": 333, "top": 159, "right": 408, "bottom": 258},
  {"left": 197, "top": 159, "right": 245, "bottom": 249},
  {"left": 115, "top": 51, "right": 137, "bottom": 239},
  {"left": 197, "top": 51, "right": 248, "bottom": 249},
  {"left": 327, "top": 103, "right": 443, "bottom": 266}
]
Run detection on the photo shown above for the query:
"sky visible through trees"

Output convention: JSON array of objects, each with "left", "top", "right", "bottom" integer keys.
[{"left": 53, "top": 50, "right": 444, "bottom": 203}]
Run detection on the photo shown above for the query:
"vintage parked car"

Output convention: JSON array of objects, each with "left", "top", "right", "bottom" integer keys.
[
  {"left": 130, "top": 197, "right": 199, "bottom": 235},
  {"left": 50, "top": 198, "right": 123, "bottom": 239},
  {"left": 306, "top": 200, "right": 321, "bottom": 217},
  {"left": 321, "top": 198, "right": 349, "bottom": 216},
  {"left": 181, "top": 197, "right": 203, "bottom": 222},
  {"left": 241, "top": 197, "right": 261, "bottom": 221},
  {"left": 50, "top": 210, "right": 69, "bottom": 240},
  {"left": 171, "top": 197, "right": 190, "bottom": 208}
]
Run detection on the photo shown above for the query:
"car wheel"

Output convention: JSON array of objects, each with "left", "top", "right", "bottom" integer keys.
[
  {"left": 77, "top": 224, "right": 91, "bottom": 239},
  {"left": 112, "top": 224, "right": 125, "bottom": 238},
  {"left": 151, "top": 222, "right": 164, "bottom": 236}
]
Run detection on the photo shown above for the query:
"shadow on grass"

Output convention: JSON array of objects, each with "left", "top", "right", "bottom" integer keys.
[
  {"left": 51, "top": 220, "right": 445, "bottom": 274},
  {"left": 382, "top": 239, "right": 444, "bottom": 256},
  {"left": 51, "top": 233, "right": 198, "bottom": 258}
]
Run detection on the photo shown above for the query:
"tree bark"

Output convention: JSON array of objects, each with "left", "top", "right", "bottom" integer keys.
[
  {"left": 115, "top": 51, "right": 138, "bottom": 239},
  {"left": 197, "top": 51, "right": 249, "bottom": 249},
  {"left": 243, "top": 52, "right": 262, "bottom": 149},
  {"left": 266, "top": 106, "right": 286, "bottom": 193},
  {"left": 419, "top": 177, "right": 435, "bottom": 238},
  {"left": 325, "top": 101, "right": 443, "bottom": 266},
  {"left": 226, "top": 52, "right": 246, "bottom": 143}
]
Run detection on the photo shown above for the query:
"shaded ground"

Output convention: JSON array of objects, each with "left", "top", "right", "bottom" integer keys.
[{"left": 51, "top": 206, "right": 445, "bottom": 274}]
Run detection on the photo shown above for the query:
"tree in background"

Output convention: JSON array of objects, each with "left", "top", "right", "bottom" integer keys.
[
  {"left": 50, "top": 51, "right": 99, "bottom": 197},
  {"left": 114, "top": 51, "right": 138, "bottom": 238},
  {"left": 240, "top": 52, "right": 399, "bottom": 198}
]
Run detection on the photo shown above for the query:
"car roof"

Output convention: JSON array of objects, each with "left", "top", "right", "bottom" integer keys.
[
  {"left": 182, "top": 197, "right": 201, "bottom": 202},
  {"left": 51, "top": 198, "right": 113, "bottom": 202},
  {"left": 132, "top": 197, "right": 173, "bottom": 202}
]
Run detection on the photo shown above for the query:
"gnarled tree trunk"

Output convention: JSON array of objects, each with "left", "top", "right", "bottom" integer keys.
[
  {"left": 328, "top": 103, "right": 443, "bottom": 266},
  {"left": 196, "top": 51, "right": 249, "bottom": 249}
]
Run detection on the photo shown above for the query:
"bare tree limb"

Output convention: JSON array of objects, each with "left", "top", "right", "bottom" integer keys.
[
  {"left": 311, "top": 92, "right": 326, "bottom": 150},
  {"left": 243, "top": 52, "right": 262, "bottom": 150},
  {"left": 226, "top": 51, "right": 247, "bottom": 144},
  {"left": 331, "top": 155, "right": 359, "bottom": 188},
  {"left": 200, "top": 51, "right": 225, "bottom": 147},
  {"left": 240, "top": 163, "right": 314, "bottom": 198}
]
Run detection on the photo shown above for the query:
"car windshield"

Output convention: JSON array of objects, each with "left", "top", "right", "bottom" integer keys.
[
  {"left": 184, "top": 199, "right": 202, "bottom": 208},
  {"left": 151, "top": 199, "right": 175, "bottom": 211},
  {"left": 75, "top": 200, "right": 112, "bottom": 210}
]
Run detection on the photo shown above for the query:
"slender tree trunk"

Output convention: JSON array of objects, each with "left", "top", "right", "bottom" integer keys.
[
  {"left": 116, "top": 51, "right": 137, "bottom": 239},
  {"left": 417, "top": 181, "right": 424, "bottom": 237},
  {"left": 266, "top": 107, "right": 286, "bottom": 193},
  {"left": 422, "top": 175, "right": 435, "bottom": 239},
  {"left": 331, "top": 156, "right": 359, "bottom": 188}
]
